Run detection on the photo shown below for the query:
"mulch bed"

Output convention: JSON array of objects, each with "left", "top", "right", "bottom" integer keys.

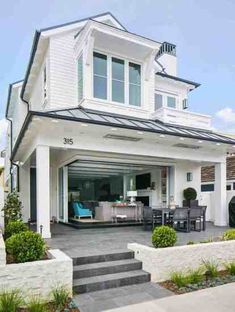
[
  {"left": 18, "top": 298, "right": 80, "bottom": 311},
  {"left": 160, "top": 270, "right": 235, "bottom": 294}
]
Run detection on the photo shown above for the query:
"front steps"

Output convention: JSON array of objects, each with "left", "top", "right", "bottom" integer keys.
[{"left": 73, "top": 251, "right": 150, "bottom": 294}]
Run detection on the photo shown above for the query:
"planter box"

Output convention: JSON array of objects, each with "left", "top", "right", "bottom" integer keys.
[
  {"left": 0, "top": 234, "right": 72, "bottom": 301},
  {"left": 128, "top": 241, "right": 235, "bottom": 282}
]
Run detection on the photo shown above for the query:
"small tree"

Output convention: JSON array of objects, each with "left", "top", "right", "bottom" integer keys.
[{"left": 2, "top": 192, "right": 23, "bottom": 225}]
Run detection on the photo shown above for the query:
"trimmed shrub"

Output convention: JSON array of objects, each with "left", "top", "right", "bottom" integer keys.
[
  {"left": 152, "top": 225, "right": 177, "bottom": 248},
  {"left": 183, "top": 187, "right": 197, "bottom": 201},
  {"left": 5, "top": 231, "right": 46, "bottom": 263},
  {"left": 222, "top": 229, "right": 235, "bottom": 241},
  {"left": 4, "top": 221, "right": 28, "bottom": 239},
  {"left": 2, "top": 192, "right": 23, "bottom": 225}
]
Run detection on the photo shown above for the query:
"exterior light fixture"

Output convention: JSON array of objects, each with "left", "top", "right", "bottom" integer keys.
[
  {"left": 187, "top": 172, "right": 193, "bottom": 182},
  {"left": 33, "top": 117, "right": 41, "bottom": 121},
  {"left": 137, "top": 131, "right": 144, "bottom": 135},
  {"left": 111, "top": 128, "right": 118, "bottom": 131},
  {"left": 81, "top": 123, "right": 88, "bottom": 127},
  {"left": 179, "top": 137, "right": 185, "bottom": 141},
  {"left": 216, "top": 143, "right": 221, "bottom": 146},
  {"left": 51, "top": 119, "right": 59, "bottom": 123},
  {"left": 159, "top": 134, "right": 165, "bottom": 138}
]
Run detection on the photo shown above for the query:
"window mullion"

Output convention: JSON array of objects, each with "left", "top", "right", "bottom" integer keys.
[{"left": 125, "top": 60, "right": 128, "bottom": 105}]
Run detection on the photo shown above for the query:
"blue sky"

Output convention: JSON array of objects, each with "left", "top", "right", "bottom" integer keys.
[{"left": 1, "top": 0, "right": 235, "bottom": 134}]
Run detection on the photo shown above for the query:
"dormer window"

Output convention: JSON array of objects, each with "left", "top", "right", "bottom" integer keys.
[
  {"left": 112, "top": 58, "right": 125, "bottom": 103},
  {"left": 93, "top": 52, "right": 107, "bottom": 100},
  {"left": 93, "top": 52, "right": 141, "bottom": 107}
]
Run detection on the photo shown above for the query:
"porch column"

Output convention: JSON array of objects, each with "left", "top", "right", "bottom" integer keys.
[
  {"left": 36, "top": 145, "right": 51, "bottom": 238},
  {"left": 214, "top": 161, "right": 227, "bottom": 226},
  {"left": 19, "top": 159, "right": 30, "bottom": 222}
]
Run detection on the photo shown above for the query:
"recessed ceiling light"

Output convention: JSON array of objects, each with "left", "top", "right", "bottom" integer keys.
[
  {"left": 137, "top": 131, "right": 144, "bottom": 135},
  {"left": 159, "top": 134, "right": 165, "bottom": 138},
  {"left": 198, "top": 140, "right": 203, "bottom": 143},
  {"left": 111, "top": 128, "right": 118, "bottom": 131},
  {"left": 51, "top": 119, "right": 59, "bottom": 123},
  {"left": 233, "top": 145, "right": 235, "bottom": 148},
  {"left": 216, "top": 143, "right": 221, "bottom": 146},
  {"left": 81, "top": 123, "right": 88, "bottom": 127},
  {"left": 179, "top": 137, "right": 185, "bottom": 141}
]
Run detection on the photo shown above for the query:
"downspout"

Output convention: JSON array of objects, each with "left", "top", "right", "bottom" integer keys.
[{"left": 6, "top": 117, "right": 13, "bottom": 192}]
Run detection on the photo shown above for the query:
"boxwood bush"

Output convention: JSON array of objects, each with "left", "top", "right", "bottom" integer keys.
[
  {"left": 152, "top": 225, "right": 177, "bottom": 248},
  {"left": 5, "top": 231, "right": 46, "bottom": 263},
  {"left": 4, "top": 220, "right": 28, "bottom": 239},
  {"left": 222, "top": 229, "right": 235, "bottom": 241},
  {"left": 183, "top": 187, "right": 197, "bottom": 201}
]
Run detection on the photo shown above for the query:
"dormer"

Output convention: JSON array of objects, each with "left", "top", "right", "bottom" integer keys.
[{"left": 73, "top": 19, "right": 161, "bottom": 118}]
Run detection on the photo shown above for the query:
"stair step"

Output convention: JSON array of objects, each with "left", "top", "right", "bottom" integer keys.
[
  {"left": 73, "top": 259, "right": 142, "bottom": 279},
  {"left": 73, "top": 270, "right": 151, "bottom": 294},
  {"left": 72, "top": 250, "right": 134, "bottom": 265}
]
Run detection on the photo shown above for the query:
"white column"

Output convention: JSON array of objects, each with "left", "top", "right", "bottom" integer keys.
[
  {"left": 63, "top": 166, "right": 68, "bottom": 223},
  {"left": 214, "top": 161, "right": 227, "bottom": 226},
  {"left": 36, "top": 145, "right": 51, "bottom": 238},
  {"left": 19, "top": 159, "right": 30, "bottom": 222}
]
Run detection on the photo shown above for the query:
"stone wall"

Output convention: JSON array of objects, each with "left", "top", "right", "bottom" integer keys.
[
  {"left": 0, "top": 248, "right": 73, "bottom": 301},
  {"left": 0, "top": 233, "right": 6, "bottom": 265},
  {"left": 128, "top": 241, "right": 235, "bottom": 282}
]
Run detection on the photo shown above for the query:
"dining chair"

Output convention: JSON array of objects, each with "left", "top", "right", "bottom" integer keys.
[{"left": 172, "top": 207, "right": 190, "bottom": 232}]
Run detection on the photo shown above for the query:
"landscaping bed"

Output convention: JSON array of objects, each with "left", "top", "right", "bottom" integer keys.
[
  {"left": 159, "top": 261, "right": 235, "bottom": 294},
  {"left": 17, "top": 298, "right": 80, "bottom": 311}
]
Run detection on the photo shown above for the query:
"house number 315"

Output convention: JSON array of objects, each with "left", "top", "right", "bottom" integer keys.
[{"left": 63, "top": 138, "right": 73, "bottom": 145}]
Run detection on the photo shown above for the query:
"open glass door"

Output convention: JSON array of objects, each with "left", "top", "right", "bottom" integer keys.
[{"left": 58, "top": 167, "right": 68, "bottom": 222}]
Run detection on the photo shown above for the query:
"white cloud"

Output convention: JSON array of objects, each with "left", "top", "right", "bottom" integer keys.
[
  {"left": 216, "top": 107, "right": 235, "bottom": 123},
  {"left": 0, "top": 119, "right": 8, "bottom": 167}
]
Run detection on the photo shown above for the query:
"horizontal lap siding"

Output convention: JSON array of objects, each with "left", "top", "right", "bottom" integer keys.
[{"left": 49, "top": 32, "right": 77, "bottom": 109}]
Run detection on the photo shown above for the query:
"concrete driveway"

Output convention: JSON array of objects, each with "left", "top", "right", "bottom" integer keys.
[{"left": 106, "top": 283, "right": 235, "bottom": 312}]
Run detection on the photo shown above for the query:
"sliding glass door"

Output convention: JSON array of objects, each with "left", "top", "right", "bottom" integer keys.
[{"left": 58, "top": 167, "right": 68, "bottom": 222}]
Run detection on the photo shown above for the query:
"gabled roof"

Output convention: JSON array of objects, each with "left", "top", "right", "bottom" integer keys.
[
  {"left": 156, "top": 72, "right": 200, "bottom": 90},
  {"left": 33, "top": 107, "right": 235, "bottom": 145},
  {"left": 20, "top": 12, "right": 127, "bottom": 102}
]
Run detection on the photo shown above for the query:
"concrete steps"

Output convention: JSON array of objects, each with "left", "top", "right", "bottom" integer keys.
[{"left": 72, "top": 251, "right": 150, "bottom": 294}]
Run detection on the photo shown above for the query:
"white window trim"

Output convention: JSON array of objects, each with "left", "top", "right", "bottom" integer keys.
[{"left": 92, "top": 49, "right": 143, "bottom": 107}]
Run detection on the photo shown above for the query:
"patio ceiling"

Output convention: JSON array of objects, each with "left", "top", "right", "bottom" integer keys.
[{"left": 68, "top": 159, "right": 163, "bottom": 179}]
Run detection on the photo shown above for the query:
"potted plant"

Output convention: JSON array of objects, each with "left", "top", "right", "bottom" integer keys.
[{"left": 183, "top": 187, "right": 198, "bottom": 207}]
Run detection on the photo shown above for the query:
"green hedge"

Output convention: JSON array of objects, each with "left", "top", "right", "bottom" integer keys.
[
  {"left": 4, "top": 221, "right": 28, "bottom": 239},
  {"left": 152, "top": 225, "right": 177, "bottom": 248},
  {"left": 5, "top": 231, "right": 46, "bottom": 263}
]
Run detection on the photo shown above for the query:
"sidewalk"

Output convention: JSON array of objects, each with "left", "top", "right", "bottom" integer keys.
[{"left": 107, "top": 283, "right": 235, "bottom": 312}]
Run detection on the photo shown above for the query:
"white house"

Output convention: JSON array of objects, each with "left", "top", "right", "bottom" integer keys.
[{"left": 4, "top": 12, "right": 235, "bottom": 238}]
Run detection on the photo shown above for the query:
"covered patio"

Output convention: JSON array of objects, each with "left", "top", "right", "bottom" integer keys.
[{"left": 47, "top": 222, "right": 229, "bottom": 258}]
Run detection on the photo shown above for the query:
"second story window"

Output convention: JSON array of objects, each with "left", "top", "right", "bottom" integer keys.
[
  {"left": 93, "top": 52, "right": 141, "bottom": 107},
  {"left": 77, "top": 54, "right": 83, "bottom": 102},
  {"left": 43, "top": 65, "right": 47, "bottom": 100},
  {"left": 93, "top": 52, "right": 107, "bottom": 100},
  {"left": 155, "top": 93, "right": 163, "bottom": 110},
  {"left": 129, "top": 62, "right": 141, "bottom": 106},
  {"left": 112, "top": 58, "right": 125, "bottom": 103},
  {"left": 167, "top": 96, "right": 176, "bottom": 108}
]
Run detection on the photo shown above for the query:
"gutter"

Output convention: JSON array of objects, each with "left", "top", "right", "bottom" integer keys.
[{"left": 20, "top": 30, "right": 41, "bottom": 103}]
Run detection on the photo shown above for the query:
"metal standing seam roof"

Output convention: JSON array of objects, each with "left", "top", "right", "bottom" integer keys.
[{"left": 35, "top": 107, "right": 235, "bottom": 145}]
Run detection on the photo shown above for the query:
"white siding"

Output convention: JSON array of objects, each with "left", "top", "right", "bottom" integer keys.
[{"left": 49, "top": 31, "right": 78, "bottom": 109}]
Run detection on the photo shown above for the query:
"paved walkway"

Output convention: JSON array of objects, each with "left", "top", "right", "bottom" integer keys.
[
  {"left": 74, "top": 282, "right": 173, "bottom": 312},
  {"left": 106, "top": 283, "right": 235, "bottom": 312},
  {"left": 47, "top": 222, "right": 229, "bottom": 258}
]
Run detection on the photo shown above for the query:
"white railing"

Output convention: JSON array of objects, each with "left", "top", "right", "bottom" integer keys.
[{"left": 152, "top": 107, "right": 212, "bottom": 130}]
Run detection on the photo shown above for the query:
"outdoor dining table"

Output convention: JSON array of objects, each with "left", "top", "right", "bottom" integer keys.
[{"left": 152, "top": 206, "right": 206, "bottom": 231}]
